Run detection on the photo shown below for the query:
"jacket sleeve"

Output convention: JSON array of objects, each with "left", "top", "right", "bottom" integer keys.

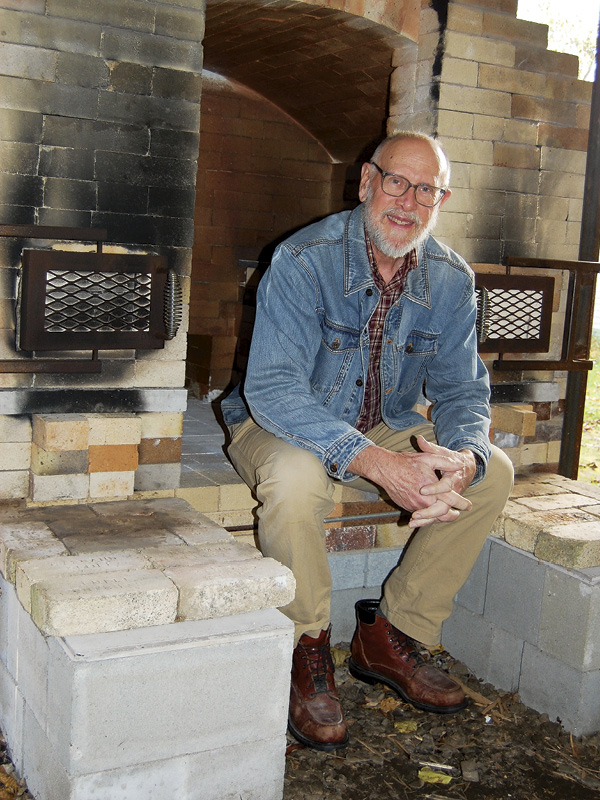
[
  {"left": 425, "top": 276, "right": 492, "bottom": 483},
  {"left": 243, "top": 243, "right": 372, "bottom": 480}
]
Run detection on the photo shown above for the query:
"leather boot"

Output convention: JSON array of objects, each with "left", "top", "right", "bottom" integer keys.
[
  {"left": 288, "top": 626, "right": 349, "bottom": 751},
  {"left": 349, "top": 599, "right": 467, "bottom": 714}
]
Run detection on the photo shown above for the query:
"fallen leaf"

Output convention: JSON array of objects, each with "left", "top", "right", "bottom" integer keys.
[
  {"left": 379, "top": 696, "right": 402, "bottom": 714},
  {"left": 394, "top": 719, "right": 418, "bottom": 733},
  {"left": 418, "top": 767, "right": 453, "bottom": 785},
  {"left": 330, "top": 647, "right": 349, "bottom": 667}
]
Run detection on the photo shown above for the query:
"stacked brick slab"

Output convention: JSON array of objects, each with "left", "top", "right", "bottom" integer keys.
[{"left": 0, "top": 498, "right": 295, "bottom": 800}]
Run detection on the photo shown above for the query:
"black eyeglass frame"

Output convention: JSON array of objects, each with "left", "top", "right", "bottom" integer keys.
[{"left": 370, "top": 162, "right": 447, "bottom": 207}]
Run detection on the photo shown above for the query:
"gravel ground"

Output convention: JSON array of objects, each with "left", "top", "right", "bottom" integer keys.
[{"left": 283, "top": 643, "right": 600, "bottom": 800}]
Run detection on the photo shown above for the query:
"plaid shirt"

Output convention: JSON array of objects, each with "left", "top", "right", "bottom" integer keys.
[{"left": 356, "top": 233, "right": 417, "bottom": 433}]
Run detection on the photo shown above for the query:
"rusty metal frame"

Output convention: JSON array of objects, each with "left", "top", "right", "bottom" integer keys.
[
  {"left": 19, "top": 249, "right": 167, "bottom": 352},
  {"left": 481, "top": 258, "right": 599, "bottom": 372},
  {"left": 475, "top": 272, "right": 555, "bottom": 354}
]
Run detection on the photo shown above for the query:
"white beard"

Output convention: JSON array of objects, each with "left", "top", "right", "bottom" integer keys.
[{"left": 364, "top": 188, "right": 440, "bottom": 259}]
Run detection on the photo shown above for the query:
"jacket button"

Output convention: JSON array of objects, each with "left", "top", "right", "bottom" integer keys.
[
  {"left": 356, "top": 379, "right": 363, "bottom": 387},
  {"left": 405, "top": 343, "right": 414, "bottom": 353},
  {"left": 330, "top": 462, "right": 338, "bottom": 473},
  {"left": 366, "top": 288, "right": 373, "bottom": 296},
  {"left": 331, "top": 339, "right": 340, "bottom": 350}
]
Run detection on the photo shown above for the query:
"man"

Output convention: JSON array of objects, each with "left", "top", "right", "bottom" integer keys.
[{"left": 222, "top": 132, "right": 514, "bottom": 752}]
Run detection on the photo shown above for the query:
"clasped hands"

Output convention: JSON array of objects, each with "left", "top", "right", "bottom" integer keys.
[{"left": 348, "top": 435, "right": 477, "bottom": 528}]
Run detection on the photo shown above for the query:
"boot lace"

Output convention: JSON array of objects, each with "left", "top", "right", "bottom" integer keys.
[
  {"left": 300, "top": 642, "right": 335, "bottom": 696},
  {"left": 384, "top": 622, "right": 426, "bottom": 670}
]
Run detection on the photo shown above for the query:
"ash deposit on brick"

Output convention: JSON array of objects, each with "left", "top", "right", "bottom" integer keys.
[{"left": 283, "top": 644, "right": 600, "bottom": 800}]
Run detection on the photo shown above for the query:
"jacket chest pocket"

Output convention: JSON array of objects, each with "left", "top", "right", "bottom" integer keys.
[
  {"left": 394, "top": 330, "right": 439, "bottom": 393},
  {"left": 310, "top": 322, "right": 359, "bottom": 397}
]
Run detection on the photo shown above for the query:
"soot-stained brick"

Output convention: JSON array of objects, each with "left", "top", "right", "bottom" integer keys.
[
  {"left": 0, "top": 141, "right": 38, "bottom": 175},
  {"left": 0, "top": 204, "right": 36, "bottom": 226},
  {"left": 98, "top": 90, "right": 200, "bottom": 133},
  {"left": 98, "top": 182, "right": 149, "bottom": 214},
  {"left": 39, "top": 147, "right": 95, "bottom": 181},
  {"left": 149, "top": 186, "right": 195, "bottom": 218},
  {"left": 0, "top": 110, "right": 43, "bottom": 144},
  {"left": 43, "top": 177, "right": 96, "bottom": 211},
  {"left": 43, "top": 116, "right": 149, "bottom": 154},
  {"left": 37, "top": 208, "right": 92, "bottom": 228},
  {"left": 150, "top": 129, "right": 199, "bottom": 160},
  {"left": 1, "top": 174, "right": 44, "bottom": 207},
  {"left": 91, "top": 211, "right": 158, "bottom": 246},
  {"left": 17, "top": 389, "right": 145, "bottom": 414},
  {"left": 153, "top": 68, "right": 202, "bottom": 103},
  {"left": 95, "top": 151, "right": 197, "bottom": 189},
  {"left": 109, "top": 62, "right": 153, "bottom": 95},
  {"left": 56, "top": 52, "right": 109, "bottom": 89}
]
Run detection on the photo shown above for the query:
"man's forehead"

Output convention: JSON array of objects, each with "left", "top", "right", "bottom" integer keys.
[{"left": 379, "top": 138, "right": 443, "bottom": 173}]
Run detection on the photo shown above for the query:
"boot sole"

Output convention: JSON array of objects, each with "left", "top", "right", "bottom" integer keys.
[
  {"left": 288, "top": 717, "right": 349, "bottom": 752},
  {"left": 348, "top": 658, "right": 468, "bottom": 715}
]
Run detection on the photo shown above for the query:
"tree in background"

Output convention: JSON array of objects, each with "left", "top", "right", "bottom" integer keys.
[{"left": 518, "top": 0, "right": 597, "bottom": 80}]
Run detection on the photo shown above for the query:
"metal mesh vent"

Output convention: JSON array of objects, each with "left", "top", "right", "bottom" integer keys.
[
  {"left": 475, "top": 273, "right": 554, "bottom": 354},
  {"left": 45, "top": 270, "right": 152, "bottom": 333},
  {"left": 485, "top": 287, "right": 545, "bottom": 340}
]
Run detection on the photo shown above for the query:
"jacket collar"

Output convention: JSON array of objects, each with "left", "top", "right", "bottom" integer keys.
[{"left": 343, "top": 205, "right": 431, "bottom": 307}]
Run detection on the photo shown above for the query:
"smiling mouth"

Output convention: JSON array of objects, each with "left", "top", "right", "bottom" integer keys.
[{"left": 385, "top": 212, "right": 417, "bottom": 229}]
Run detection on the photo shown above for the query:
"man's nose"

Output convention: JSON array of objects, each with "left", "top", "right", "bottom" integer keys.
[{"left": 395, "top": 186, "right": 417, "bottom": 210}]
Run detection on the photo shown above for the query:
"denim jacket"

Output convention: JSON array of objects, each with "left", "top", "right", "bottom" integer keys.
[{"left": 222, "top": 205, "right": 492, "bottom": 483}]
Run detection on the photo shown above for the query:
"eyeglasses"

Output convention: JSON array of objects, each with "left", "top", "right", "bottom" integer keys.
[{"left": 370, "top": 162, "right": 447, "bottom": 207}]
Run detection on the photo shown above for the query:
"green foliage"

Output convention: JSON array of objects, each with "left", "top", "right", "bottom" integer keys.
[{"left": 579, "top": 331, "right": 600, "bottom": 483}]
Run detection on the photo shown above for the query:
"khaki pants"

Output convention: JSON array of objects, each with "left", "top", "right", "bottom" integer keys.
[{"left": 227, "top": 417, "right": 514, "bottom": 646}]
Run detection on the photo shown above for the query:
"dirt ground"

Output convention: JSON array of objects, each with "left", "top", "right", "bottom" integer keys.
[
  {"left": 0, "top": 644, "right": 597, "bottom": 799},
  {"left": 283, "top": 644, "right": 600, "bottom": 800}
]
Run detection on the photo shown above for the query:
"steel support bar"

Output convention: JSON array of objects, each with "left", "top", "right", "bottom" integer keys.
[{"left": 560, "top": 17, "right": 600, "bottom": 479}]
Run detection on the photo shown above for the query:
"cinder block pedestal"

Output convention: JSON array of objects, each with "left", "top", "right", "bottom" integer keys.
[
  {"left": 0, "top": 574, "right": 293, "bottom": 800},
  {"left": 442, "top": 537, "right": 600, "bottom": 737},
  {"left": 0, "top": 498, "right": 295, "bottom": 800}
]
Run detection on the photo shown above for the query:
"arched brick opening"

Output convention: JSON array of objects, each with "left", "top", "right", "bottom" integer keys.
[{"left": 187, "top": 0, "right": 420, "bottom": 398}]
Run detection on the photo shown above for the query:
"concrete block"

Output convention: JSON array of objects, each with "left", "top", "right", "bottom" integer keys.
[
  {"left": 0, "top": 442, "right": 30, "bottom": 471},
  {"left": 88, "top": 470, "right": 135, "bottom": 499},
  {"left": 166, "top": 558, "right": 295, "bottom": 621},
  {"left": 139, "top": 411, "right": 183, "bottom": 439},
  {"left": 454, "top": 538, "right": 491, "bottom": 615},
  {"left": 30, "top": 570, "right": 179, "bottom": 636},
  {"left": 486, "top": 627, "right": 524, "bottom": 693},
  {"left": 484, "top": 540, "right": 546, "bottom": 644},
  {"left": 32, "top": 415, "right": 89, "bottom": 451},
  {"left": 134, "top": 462, "right": 181, "bottom": 491},
  {"left": 535, "top": 522, "right": 600, "bottom": 569},
  {"left": 491, "top": 404, "right": 536, "bottom": 436},
  {"left": 87, "top": 413, "right": 142, "bottom": 446},
  {"left": 0, "top": 470, "right": 29, "bottom": 500},
  {"left": 16, "top": 551, "right": 150, "bottom": 614},
  {"left": 365, "top": 546, "right": 403, "bottom": 587},
  {"left": 138, "top": 437, "right": 182, "bottom": 464},
  {"left": 327, "top": 550, "right": 367, "bottom": 591},
  {"left": 0, "top": 661, "right": 22, "bottom": 774},
  {"left": 30, "top": 473, "right": 89, "bottom": 503},
  {"left": 0, "top": 522, "right": 67, "bottom": 582},
  {"left": 0, "top": 414, "right": 31, "bottom": 442},
  {"left": 30, "top": 444, "right": 88, "bottom": 476},
  {"left": 441, "top": 604, "right": 494, "bottom": 678},
  {"left": 519, "top": 644, "right": 600, "bottom": 736},
  {"left": 88, "top": 444, "right": 138, "bottom": 472},
  {"left": 331, "top": 586, "right": 379, "bottom": 645},
  {"left": 141, "top": 540, "right": 261, "bottom": 570},
  {"left": 45, "top": 611, "right": 292, "bottom": 775},
  {"left": 539, "top": 567, "right": 600, "bottom": 671},
  {"left": 15, "top": 603, "right": 48, "bottom": 730},
  {"left": 0, "top": 573, "right": 19, "bottom": 676}
]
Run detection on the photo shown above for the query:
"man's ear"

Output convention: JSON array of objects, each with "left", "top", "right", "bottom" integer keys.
[
  {"left": 358, "top": 162, "right": 372, "bottom": 203},
  {"left": 439, "top": 187, "right": 452, "bottom": 207}
]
